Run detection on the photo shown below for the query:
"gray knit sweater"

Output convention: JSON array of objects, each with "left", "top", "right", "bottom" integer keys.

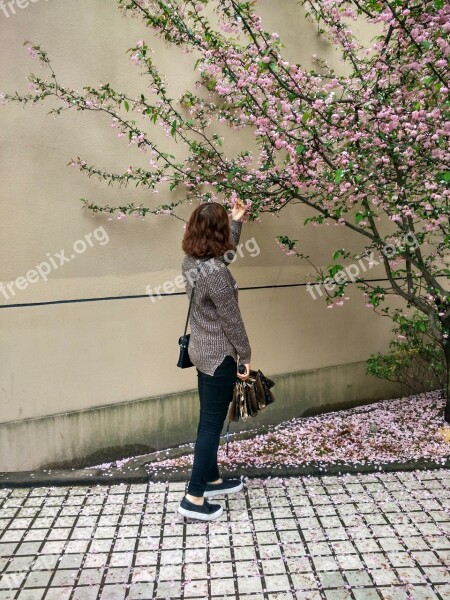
[{"left": 182, "top": 219, "right": 252, "bottom": 376}]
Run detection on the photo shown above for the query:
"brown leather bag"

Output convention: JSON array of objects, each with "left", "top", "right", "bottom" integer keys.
[{"left": 225, "top": 369, "right": 275, "bottom": 455}]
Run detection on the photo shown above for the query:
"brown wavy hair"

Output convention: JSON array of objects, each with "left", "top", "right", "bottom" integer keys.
[{"left": 182, "top": 202, "right": 234, "bottom": 258}]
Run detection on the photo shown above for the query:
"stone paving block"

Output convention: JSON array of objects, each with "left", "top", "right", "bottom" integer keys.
[
  {"left": 308, "top": 541, "right": 333, "bottom": 556},
  {"left": 103, "top": 566, "right": 131, "bottom": 585},
  {"left": 379, "top": 586, "right": 409, "bottom": 599},
  {"left": 278, "top": 530, "right": 303, "bottom": 544},
  {"left": 77, "top": 567, "right": 104, "bottom": 586},
  {"left": 352, "top": 588, "right": 380, "bottom": 600},
  {"left": 98, "top": 583, "right": 128, "bottom": 600},
  {"left": 157, "top": 564, "right": 182, "bottom": 581},
  {"left": 14, "top": 544, "right": 41, "bottom": 556},
  {"left": 410, "top": 551, "right": 441, "bottom": 566},
  {"left": 113, "top": 538, "right": 137, "bottom": 552},
  {"left": 436, "top": 549, "right": 450, "bottom": 564},
  {"left": 154, "top": 579, "right": 182, "bottom": 597},
  {"left": 428, "top": 536, "right": 450, "bottom": 550},
  {"left": 255, "top": 531, "right": 279, "bottom": 545},
  {"left": 324, "top": 590, "right": 352, "bottom": 600},
  {"left": 262, "top": 560, "right": 288, "bottom": 576},
  {"left": 184, "top": 547, "right": 207, "bottom": 563},
  {"left": 237, "top": 574, "right": 264, "bottom": 594},
  {"left": 131, "top": 565, "right": 156, "bottom": 582},
  {"left": 210, "top": 577, "right": 235, "bottom": 596},
  {"left": 290, "top": 571, "right": 318, "bottom": 591},
  {"left": 292, "top": 592, "right": 322, "bottom": 600},
  {"left": 354, "top": 539, "right": 381, "bottom": 553},
  {"left": 325, "top": 527, "right": 348, "bottom": 541},
  {"left": 184, "top": 561, "right": 208, "bottom": 580},
  {"left": 232, "top": 545, "right": 257, "bottom": 561},
  {"left": 378, "top": 538, "right": 405, "bottom": 552},
  {"left": 83, "top": 552, "right": 109, "bottom": 568},
  {"left": 402, "top": 536, "right": 430, "bottom": 551},
  {"left": 335, "top": 554, "right": 364, "bottom": 570},
  {"left": 312, "top": 556, "right": 339, "bottom": 572},
  {"left": 285, "top": 557, "right": 311, "bottom": 574},
  {"left": 0, "top": 469, "right": 449, "bottom": 600},
  {"left": 396, "top": 566, "right": 428, "bottom": 584},
  {"left": 343, "top": 569, "right": 374, "bottom": 587},
  {"left": 318, "top": 570, "right": 346, "bottom": 588},
  {"left": 208, "top": 546, "right": 232, "bottom": 562},
  {"left": 21, "top": 571, "right": 52, "bottom": 588},
  {"left": 435, "top": 585, "right": 450, "bottom": 600},
  {"left": 370, "top": 568, "right": 400, "bottom": 586},
  {"left": 266, "top": 593, "right": 296, "bottom": 600},
  {"left": 422, "top": 565, "right": 450, "bottom": 583},
  {"left": 55, "top": 554, "right": 83, "bottom": 570},
  {"left": 44, "top": 587, "right": 72, "bottom": 600},
  {"left": 264, "top": 574, "right": 290, "bottom": 592},
  {"left": 386, "top": 552, "right": 415, "bottom": 568},
  {"left": 127, "top": 582, "right": 154, "bottom": 599},
  {"left": 259, "top": 545, "right": 283, "bottom": 561},
  {"left": 49, "top": 569, "right": 80, "bottom": 587},
  {"left": 183, "top": 579, "right": 208, "bottom": 598},
  {"left": 16, "top": 589, "right": 47, "bottom": 600},
  {"left": 234, "top": 559, "right": 260, "bottom": 578},
  {"left": 410, "top": 588, "right": 441, "bottom": 600}
]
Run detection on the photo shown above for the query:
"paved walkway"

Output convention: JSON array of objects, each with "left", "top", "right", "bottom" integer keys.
[{"left": 0, "top": 469, "right": 449, "bottom": 600}]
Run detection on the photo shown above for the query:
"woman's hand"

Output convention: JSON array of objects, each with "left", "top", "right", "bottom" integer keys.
[
  {"left": 231, "top": 200, "right": 247, "bottom": 222},
  {"left": 237, "top": 363, "right": 250, "bottom": 380}
]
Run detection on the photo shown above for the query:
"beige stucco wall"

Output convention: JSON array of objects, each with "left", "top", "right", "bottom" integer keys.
[{"left": 0, "top": 0, "right": 405, "bottom": 471}]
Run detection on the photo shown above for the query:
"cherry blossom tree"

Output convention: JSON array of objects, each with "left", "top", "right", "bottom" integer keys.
[{"left": 2, "top": 0, "right": 450, "bottom": 420}]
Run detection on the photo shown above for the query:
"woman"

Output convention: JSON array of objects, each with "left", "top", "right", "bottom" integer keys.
[{"left": 178, "top": 201, "right": 251, "bottom": 521}]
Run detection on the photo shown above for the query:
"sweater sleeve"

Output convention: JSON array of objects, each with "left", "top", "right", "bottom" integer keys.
[
  {"left": 217, "top": 219, "right": 242, "bottom": 266},
  {"left": 207, "top": 270, "right": 251, "bottom": 365},
  {"left": 230, "top": 219, "right": 242, "bottom": 247}
]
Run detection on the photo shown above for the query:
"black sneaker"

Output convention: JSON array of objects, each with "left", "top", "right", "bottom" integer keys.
[
  {"left": 178, "top": 496, "right": 223, "bottom": 521},
  {"left": 203, "top": 478, "right": 244, "bottom": 498}
]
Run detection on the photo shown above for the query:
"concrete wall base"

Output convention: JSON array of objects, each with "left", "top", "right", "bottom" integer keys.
[{"left": 0, "top": 361, "right": 407, "bottom": 472}]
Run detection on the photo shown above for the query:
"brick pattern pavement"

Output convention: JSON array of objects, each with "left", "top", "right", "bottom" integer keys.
[{"left": 0, "top": 470, "right": 449, "bottom": 600}]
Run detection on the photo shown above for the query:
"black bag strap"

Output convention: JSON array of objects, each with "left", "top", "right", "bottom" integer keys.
[{"left": 182, "top": 261, "right": 201, "bottom": 337}]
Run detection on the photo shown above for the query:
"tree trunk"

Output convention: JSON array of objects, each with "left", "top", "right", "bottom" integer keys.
[{"left": 445, "top": 343, "right": 450, "bottom": 424}]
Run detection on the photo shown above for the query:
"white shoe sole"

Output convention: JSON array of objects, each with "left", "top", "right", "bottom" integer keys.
[
  {"left": 203, "top": 481, "right": 244, "bottom": 498},
  {"left": 178, "top": 504, "right": 223, "bottom": 521}
]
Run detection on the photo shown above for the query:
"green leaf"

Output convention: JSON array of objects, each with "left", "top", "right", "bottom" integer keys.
[
  {"left": 329, "top": 264, "right": 344, "bottom": 277},
  {"left": 171, "top": 120, "right": 177, "bottom": 136},
  {"left": 296, "top": 144, "right": 305, "bottom": 154},
  {"left": 123, "top": 100, "right": 129, "bottom": 112},
  {"left": 335, "top": 169, "right": 343, "bottom": 184},
  {"left": 302, "top": 111, "right": 310, "bottom": 124}
]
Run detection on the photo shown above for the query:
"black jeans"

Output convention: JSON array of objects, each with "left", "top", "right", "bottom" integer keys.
[{"left": 187, "top": 355, "right": 238, "bottom": 497}]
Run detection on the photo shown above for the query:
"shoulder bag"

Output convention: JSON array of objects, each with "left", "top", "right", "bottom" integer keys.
[{"left": 177, "top": 262, "right": 201, "bottom": 369}]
